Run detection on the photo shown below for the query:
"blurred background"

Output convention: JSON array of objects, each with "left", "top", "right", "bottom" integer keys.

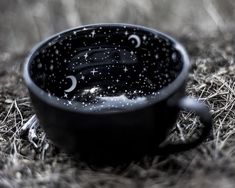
[
  {"left": 0, "top": 1, "right": 234, "bottom": 187},
  {"left": 0, "top": 0, "right": 234, "bottom": 58}
]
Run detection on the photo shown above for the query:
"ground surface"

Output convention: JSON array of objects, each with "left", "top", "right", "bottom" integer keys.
[
  {"left": 1, "top": 1, "right": 235, "bottom": 187},
  {"left": 0, "top": 31, "right": 234, "bottom": 188}
]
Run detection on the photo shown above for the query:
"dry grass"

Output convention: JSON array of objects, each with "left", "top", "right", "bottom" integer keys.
[
  {"left": 0, "top": 32, "right": 234, "bottom": 187},
  {"left": 0, "top": 0, "right": 235, "bottom": 187}
]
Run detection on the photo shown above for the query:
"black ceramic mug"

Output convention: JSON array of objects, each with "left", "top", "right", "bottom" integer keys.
[{"left": 24, "top": 24, "right": 212, "bottom": 164}]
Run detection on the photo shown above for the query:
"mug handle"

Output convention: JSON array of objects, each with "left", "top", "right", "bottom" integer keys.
[{"left": 157, "top": 97, "right": 212, "bottom": 154}]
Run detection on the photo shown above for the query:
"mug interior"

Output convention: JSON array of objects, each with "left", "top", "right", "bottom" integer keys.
[{"left": 28, "top": 25, "right": 185, "bottom": 112}]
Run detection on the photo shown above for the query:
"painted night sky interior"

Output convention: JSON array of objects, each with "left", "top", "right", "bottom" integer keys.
[{"left": 29, "top": 25, "right": 183, "bottom": 112}]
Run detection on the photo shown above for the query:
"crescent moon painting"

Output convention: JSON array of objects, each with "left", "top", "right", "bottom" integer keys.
[
  {"left": 64, "top": 75, "right": 77, "bottom": 92},
  {"left": 128, "top": 34, "right": 141, "bottom": 48}
]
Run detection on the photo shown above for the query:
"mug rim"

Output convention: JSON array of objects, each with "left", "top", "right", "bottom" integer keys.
[{"left": 23, "top": 23, "right": 190, "bottom": 114}]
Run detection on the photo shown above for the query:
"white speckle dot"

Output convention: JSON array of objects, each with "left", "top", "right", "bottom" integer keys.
[
  {"left": 91, "top": 30, "right": 96, "bottom": 37},
  {"left": 37, "top": 63, "right": 42, "bottom": 68},
  {"left": 84, "top": 53, "right": 88, "bottom": 59},
  {"left": 172, "top": 52, "right": 177, "bottom": 62}
]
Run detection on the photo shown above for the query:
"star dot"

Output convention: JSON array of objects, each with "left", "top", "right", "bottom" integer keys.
[
  {"left": 91, "top": 69, "right": 98, "bottom": 75},
  {"left": 91, "top": 30, "right": 96, "bottom": 37},
  {"left": 84, "top": 53, "right": 88, "bottom": 59}
]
